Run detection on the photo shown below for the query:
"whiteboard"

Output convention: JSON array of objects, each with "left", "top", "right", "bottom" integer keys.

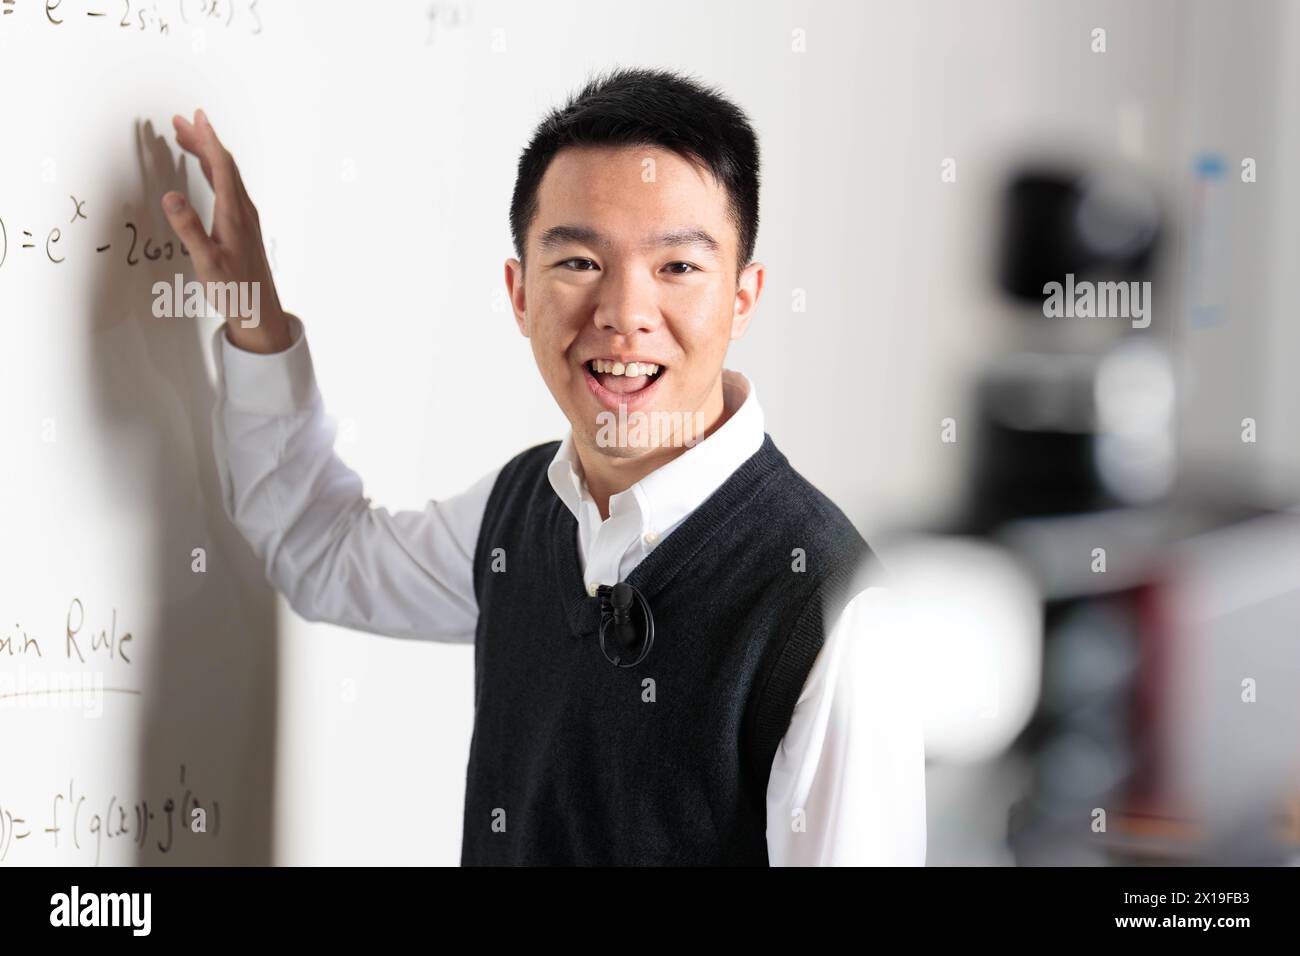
[{"left": 0, "top": 0, "right": 504, "bottom": 866}]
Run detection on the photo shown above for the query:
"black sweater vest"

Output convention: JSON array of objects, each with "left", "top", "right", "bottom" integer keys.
[{"left": 461, "top": 433, "right": 875, "bottom": 865}]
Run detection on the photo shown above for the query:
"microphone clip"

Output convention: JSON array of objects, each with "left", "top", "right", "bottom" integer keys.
[{"left": 595, "top": 581, "right": 655, "bottom": 668}]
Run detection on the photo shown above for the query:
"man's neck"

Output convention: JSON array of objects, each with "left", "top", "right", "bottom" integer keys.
[{"left": 577, "top": 376, "right": 729, "bottom": 521}]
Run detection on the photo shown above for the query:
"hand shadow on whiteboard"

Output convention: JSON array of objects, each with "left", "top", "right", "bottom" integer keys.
[{"left": 85, "top": 119, "right": 277, "bottom": 865}]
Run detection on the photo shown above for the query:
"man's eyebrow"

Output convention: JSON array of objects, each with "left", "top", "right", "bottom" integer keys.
[
  {"left": 647, "top": 228, "right": 719, "bottom": 254},
  {"left": 537, "top": 224, "right": 604, "bottom": 250},
  {"left": 536, "top": 224, "right": 720, "bottom": 255}
]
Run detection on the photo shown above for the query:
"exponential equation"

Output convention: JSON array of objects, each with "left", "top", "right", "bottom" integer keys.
[{"left": 1, "top": 195, "right": 189, "bottom": 273}]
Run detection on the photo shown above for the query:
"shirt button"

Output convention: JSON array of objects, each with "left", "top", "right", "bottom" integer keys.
[
  {"left": 588, "top": 583, "right": 599, "bottom": 597},
  {"left": 643, "top": 531, "right": 659, "bottom": 545}
]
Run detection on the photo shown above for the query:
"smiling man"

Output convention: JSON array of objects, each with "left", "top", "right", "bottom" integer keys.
[
  {"left": 510, "top": 142, "right": 747, "bottom": 498},
  {"left": 163, "top": 67, "right": 925, "bottom": 866}
]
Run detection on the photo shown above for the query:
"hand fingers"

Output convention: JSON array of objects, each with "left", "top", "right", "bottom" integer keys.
[
  {"left": 160, "top": 191, "right": 218, "bottom": 274},
  {"left": 171, "top": 110, "right": 247, "bottom": 236},
  {"left": 198, "top": 110, "right": 254, "bottom": 202},
  {"left": 172, "top": 115, "right": 215, "bottom": 191},
  {"left": 194, "top": 109, "right": 251, "bottom": 207}
]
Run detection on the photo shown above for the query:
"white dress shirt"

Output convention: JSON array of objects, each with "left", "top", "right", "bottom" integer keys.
[{"left": 209, "top": 314, "right": 926, "bottom": 865}]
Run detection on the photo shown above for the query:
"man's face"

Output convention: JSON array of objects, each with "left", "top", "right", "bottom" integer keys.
[{"left": 505, "top": 145, "right": 763, "bottom": 460}]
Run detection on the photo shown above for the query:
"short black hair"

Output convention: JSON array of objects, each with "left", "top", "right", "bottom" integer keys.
[{"left": 509, "top": 67, "right": 761, "bottom": 276}]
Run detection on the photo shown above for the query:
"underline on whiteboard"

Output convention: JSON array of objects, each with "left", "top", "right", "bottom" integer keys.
[{"left": 0, "top": 687, "right": 143, "bottom": 702}]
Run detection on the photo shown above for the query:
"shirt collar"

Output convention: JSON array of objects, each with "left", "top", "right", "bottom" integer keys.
[{"left": 547, "top": 369, "right": 765, "bottom": 534}]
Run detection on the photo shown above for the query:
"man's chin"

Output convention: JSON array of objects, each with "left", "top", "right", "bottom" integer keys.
[
  {"left": 591, "top": 441, "right": 646, "bottom": 460},
  {"left": 578, "top": 426, "right": 660, "bottom": 459}
]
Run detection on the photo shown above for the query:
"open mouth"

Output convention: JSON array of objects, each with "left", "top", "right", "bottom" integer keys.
[{"left": 583, "top": 358, "right": 665, "bottom": 396}]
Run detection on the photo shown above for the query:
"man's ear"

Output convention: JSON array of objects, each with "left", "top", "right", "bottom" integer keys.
[
  {"left": 504, "top": 258, "right": 529, "bottom": 336},
  {"left": 730, "top": 261, "right": 764, "bottom": 341}
]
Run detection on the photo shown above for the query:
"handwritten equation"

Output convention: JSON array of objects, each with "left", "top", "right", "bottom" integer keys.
[
  {"left": 0, "top": 766, "right": 222, "bottom": 864},
  {"left": 0, "top": 196, "right": 189, "bottom": 273},
  {"left": 2, "top": 0, "right": 263, "bottom": 37}
]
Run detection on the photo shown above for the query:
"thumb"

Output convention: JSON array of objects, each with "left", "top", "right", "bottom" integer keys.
[{"left": 161, "top": 191, "right": 217, "bottom": 274}]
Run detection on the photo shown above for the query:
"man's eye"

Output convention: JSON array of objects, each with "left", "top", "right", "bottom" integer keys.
[
  {"left": 561, "top": 258, "right": 599, "bottom": 271},
  {"left": 663, "top": 262, "right": 697, "bottom": 275}
]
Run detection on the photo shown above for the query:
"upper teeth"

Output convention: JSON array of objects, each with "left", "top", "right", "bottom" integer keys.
[{"left": 591, "top": 359, "right": 660, "bottom": 376}]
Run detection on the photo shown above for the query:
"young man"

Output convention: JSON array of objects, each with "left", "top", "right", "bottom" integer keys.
[{"left": 163, "top": 68, "right": 925, "bottom": 865}]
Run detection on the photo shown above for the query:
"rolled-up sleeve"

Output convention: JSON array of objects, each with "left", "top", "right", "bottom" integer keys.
[{"left": 210, "top": 315, "right": 497, "bottom": 642}]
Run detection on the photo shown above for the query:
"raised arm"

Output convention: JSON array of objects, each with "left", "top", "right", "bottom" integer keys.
[{"left": 166, "top": 110, "right": 494, "bottom": 642}]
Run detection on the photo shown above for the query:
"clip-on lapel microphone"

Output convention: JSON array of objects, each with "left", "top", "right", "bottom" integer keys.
[{"left": 595, "top": 581, "right": 655, "bottom": 668}]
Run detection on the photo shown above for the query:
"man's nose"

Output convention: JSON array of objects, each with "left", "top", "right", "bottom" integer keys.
[{"left": 593, "top": 269, "right": 660, "bottom": 336}]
